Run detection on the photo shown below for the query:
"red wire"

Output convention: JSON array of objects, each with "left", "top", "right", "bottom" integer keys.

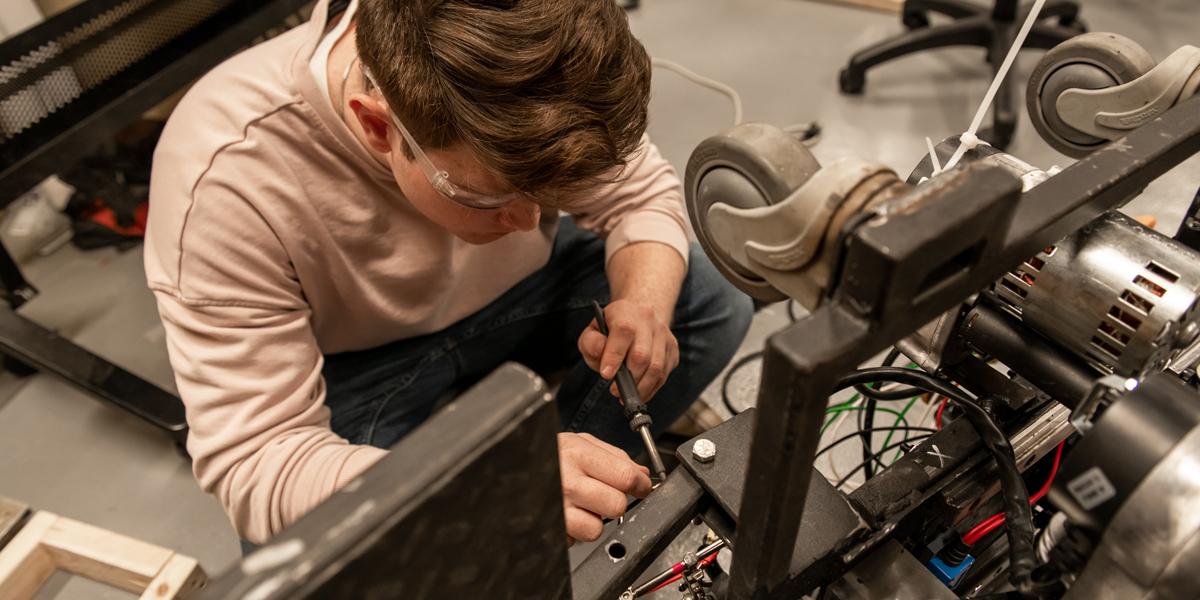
[
  {"left": 962, "top": 441, "right": 1065, "bottom": 545},
  {"left": 935, "top": 397, "right": 949, "bottom": 430},
  {"left": 648, "top": 553, "right": 719, "bottom": 594}
]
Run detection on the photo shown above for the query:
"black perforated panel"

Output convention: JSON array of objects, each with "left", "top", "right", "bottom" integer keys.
[{"left": 0, "top": 0, "right": 231, "bottom": 139}]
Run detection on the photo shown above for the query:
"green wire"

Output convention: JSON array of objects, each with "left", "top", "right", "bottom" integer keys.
[
  {"left": 821, "top": 394, "right": 860, "bottom": 434},
  {"left": 823, "top": 362, "right": 929, "bottom": 466},
  {"left": 821, "top": 401, "right": 911, "bottom": 435}
]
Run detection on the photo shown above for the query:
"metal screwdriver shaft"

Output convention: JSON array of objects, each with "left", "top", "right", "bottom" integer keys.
[{"left": 591, "top": 300, "right": 669, "bottom": 483}]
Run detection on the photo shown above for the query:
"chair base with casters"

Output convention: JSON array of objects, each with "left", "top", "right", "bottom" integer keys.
[{"left": 838, "top": 0, "right": 1086, "bottom": 150}]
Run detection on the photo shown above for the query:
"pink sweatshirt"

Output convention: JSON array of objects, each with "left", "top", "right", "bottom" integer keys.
[{"left": 145, "top": 1, "right": 689, "bottom": 543}]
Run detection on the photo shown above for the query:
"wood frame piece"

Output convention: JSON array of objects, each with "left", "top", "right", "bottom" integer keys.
[{"left": 0, "top": 511, "right": 206, "bottom": 600}]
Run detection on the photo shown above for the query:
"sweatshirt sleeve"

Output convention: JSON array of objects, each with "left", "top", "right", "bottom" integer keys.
[
  {"left": 566, "top": 134, "right": 691, "bottom": 266},
  {"left": 147, "top": 176, "right": 385, "bottom": 544}
]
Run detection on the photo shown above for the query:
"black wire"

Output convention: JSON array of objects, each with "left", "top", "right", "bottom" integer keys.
[
  {"left": 858, "top": 348, "right": 903, "bottom": 480},
  {"left": 816, "top": 425, "right": 937, "bottom": 460},
  {"left": 787, "top": 299, "right": 800, "bottom": 322},
  {"left": 833, "top": 367, "right": 1038, "bottom": 592},
  {"left": 861, "top": 396, "right": 877, "bottom": 479},
  {"left": 834, "top": 433, "right": 934, "bottom": 488},
  {"left": 853, "top": 382, "right": 927, "bottom": 400},
  {"left": 721, "top": 350, "right": 763, "bottom": 416}
]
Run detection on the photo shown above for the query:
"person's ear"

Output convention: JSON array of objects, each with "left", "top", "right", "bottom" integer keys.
[{"left": 348, "top": 94, "right": 393, "bottom": 154}]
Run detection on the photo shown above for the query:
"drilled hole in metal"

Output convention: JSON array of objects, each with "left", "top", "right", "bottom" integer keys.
[{"left": 606, "top": 541, "right": 627, "bottom": 562}]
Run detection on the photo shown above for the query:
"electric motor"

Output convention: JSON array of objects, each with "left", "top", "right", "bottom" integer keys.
[{"left": 991, "top": 211, "right": 1200, "bottom": 375}]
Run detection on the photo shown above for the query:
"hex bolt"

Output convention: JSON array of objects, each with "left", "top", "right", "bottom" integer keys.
[{"left": 692, "top": 439, "right": 716, "bottom": 463}]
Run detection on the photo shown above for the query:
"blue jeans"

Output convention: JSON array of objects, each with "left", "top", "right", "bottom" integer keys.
[{"left": 320, "top": 218, "right": 753, "bottom": 457}]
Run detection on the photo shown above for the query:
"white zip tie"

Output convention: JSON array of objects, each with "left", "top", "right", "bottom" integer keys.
[
  {"left": 925, "top": 136, "right": 943, "bottom": 176},
  {"left": 940, "top": 0, "right": 1048, "bottom": 173}
]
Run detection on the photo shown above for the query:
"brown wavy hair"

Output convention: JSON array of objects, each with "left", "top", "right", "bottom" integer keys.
[{"left": 356, "top": 0, "right": 652, "bottom": 206}]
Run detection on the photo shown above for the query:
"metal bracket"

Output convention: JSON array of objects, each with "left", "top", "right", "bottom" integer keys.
[{"left": 1072, "top": 374, "right": 1137, "bottom": 434}]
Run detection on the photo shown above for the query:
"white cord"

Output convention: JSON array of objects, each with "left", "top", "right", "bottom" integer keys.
[
  {"left": 826, "top": 396, "right": 862, "bottom": 486},
  {"left": 937, "top": 0, "right": 1048, "bottom": 174},
  {"left": 652, "top": 57, "right": 744, "bottom": 126}
]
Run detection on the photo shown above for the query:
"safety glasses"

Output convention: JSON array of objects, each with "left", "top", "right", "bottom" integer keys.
[{"left": 360, "top": 65, "right": 523, "bottom": 210}]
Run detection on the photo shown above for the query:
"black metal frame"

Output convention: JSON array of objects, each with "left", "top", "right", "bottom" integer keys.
[
  {"left": 193, "top": 90, "right": 1200, "bottom": 600},
  {"left": 725, "top": 95, "right": 1200, "bottom": 598},
  {"left": 0, "top": 0, "right": 311, "bottom": 443},
  {"left": 197, "top": 364, "right": 573, "bottom": 600}
]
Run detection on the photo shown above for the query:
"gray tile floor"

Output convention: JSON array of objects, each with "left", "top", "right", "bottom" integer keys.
[{"left": 1, "top": 0, "right": 1198, "bottom": 597}]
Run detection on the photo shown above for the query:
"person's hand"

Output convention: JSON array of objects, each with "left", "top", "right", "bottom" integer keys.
[
  {"left": 578, "top": 299, "right": 680, "bottom": 401},
  {"left": 558, "top": 432, "right": 652, "bottom": 543}
]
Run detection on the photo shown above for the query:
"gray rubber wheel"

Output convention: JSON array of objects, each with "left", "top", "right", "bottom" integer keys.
[
  {"left": 684, "top": 124, "right": 820, "bottom": 302},
  {"left": 1026, "top": 32, "right": 1156, "bottom": 158}
]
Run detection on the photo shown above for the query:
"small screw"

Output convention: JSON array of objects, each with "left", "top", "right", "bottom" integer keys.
[{"left": 692, "top": 439, "right": 716, "bottom": 463}]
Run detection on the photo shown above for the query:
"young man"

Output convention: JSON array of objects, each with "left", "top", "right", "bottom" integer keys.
[{"left": 146, "top": 0, "right": 751, "bottom": 546}]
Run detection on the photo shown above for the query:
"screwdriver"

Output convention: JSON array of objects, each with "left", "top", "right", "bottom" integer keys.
[{"left": 591, "top": 300, "right": 669, "bottom": 484}]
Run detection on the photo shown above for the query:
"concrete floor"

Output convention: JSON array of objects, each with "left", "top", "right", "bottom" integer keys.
[{"left": 1, "top": 0, "right": 1198, "bottom": 597}]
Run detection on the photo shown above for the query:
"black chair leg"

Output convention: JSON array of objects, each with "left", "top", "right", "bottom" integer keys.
[
  {"left": 840, "top": 15, "right": 991, "bottom": 94},
  {"left": 1026, "top": 22, "right": 1085, "bottom": 50},
  {"left": 979, "top": 67, "right": 1017, "bottom": 150},
  {"left": 904, "top": 0, "right": 983, "bottom": 24},
  {"left": 1036, "top": 0, "right": 1080, "bottom": 25}
]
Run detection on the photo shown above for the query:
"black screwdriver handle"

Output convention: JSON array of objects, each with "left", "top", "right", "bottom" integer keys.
[{"left": 591, "top": 300, "right": 650, "bottom": 420}]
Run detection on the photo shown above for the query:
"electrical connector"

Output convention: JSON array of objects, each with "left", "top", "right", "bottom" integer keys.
[{"left": 928, "top": 554, "right": 975, "bottom": 587}]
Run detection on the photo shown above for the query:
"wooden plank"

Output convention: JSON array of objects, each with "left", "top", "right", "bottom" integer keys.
[
  {"left": 0, "top": 510, "right": 205, "bottom": 600},
  {"left": 0, "top": 497, "right": 30, "bottom": 551},
  {"left": 804, "top": 0, "right": 903, "bottom": 14},
  {"left": 40, "top": 515, "right": 172, "bottom": 593},
  {"left": 0, "top": 512, "right": 57, "bottom": 600},
  {"left": 139, "top": 555, "right": 206, "bottom": 600}
]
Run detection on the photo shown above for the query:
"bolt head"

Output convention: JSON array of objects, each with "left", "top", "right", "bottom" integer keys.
[{"left": 692, "top": 438, "right": 716, "bottom": 463}]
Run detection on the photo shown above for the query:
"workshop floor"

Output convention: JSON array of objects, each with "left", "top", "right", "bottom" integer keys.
[{"left": 1, "top": 0, "right": 1197, "bottom": 597}]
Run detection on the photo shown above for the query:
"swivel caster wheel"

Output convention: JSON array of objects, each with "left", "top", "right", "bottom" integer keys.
[
  {"left": 684, "top": 124, "right": 822, "bottom": 303},
  {"left": 1026, "top": 32, "right": 1155, "bottom": 157}
]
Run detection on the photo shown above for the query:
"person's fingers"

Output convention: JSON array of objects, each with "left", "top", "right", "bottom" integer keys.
[
  {"left": 637, "top": 333, "right": 667, "bottom": 400},
  {"left": 578, "top": 325, "right": 605, "bottom": 371},
  {"left": 578, "top": 451, "right": 653, "bottom": 498},
  {"left": 576, "top": 435, "right": 650, "bottom": 478},
  {"left": 577, "top": 432, "right": 632, "bottom": 462},
  {"left": 564, "top": 505, "right": 604, "bottom": 543},
  {"left": 599, "top": 311, "right": 636, "bottom": 380},
  {"left": 1135, "top": 214, "right": 1158, "bottom": 228},
  {"left": 565, "top": 476, "right": 629, "bottom": 519},
  {"left": 624, "top": 321, "right": 655, "bottom": 383}
]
